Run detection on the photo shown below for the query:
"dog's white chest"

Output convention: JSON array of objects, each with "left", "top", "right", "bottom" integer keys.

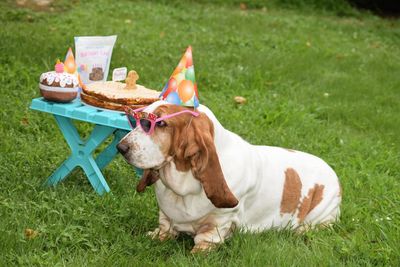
[{"left": 154, "top": 162, "right": 214, "bottom": 225}]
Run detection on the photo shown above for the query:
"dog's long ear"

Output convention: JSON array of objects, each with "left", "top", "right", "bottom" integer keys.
[
  {"left": 136, "top": 169, "right": 159, "bottom": 193},
  {"left": 184, "top": 113, "right": 239, "bottom": 208}
]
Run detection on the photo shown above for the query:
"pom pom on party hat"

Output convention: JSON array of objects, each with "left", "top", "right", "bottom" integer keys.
[{"left": 159, "top": 46, "right": 199, "bottom": 108}]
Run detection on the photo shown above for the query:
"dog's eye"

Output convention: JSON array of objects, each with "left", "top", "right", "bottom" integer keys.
[{"left": 156, "top": 120, "right": 167, "bottom": 127}]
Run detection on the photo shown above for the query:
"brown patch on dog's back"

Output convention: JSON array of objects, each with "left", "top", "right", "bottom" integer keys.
[
  {"left": 297, "top": 184, "right": 325, "bottom": 223},
  {"left": 280, "top": 168, "right": 302, "bottom": 215},
  {"left": 284, "top": 148, "right": 296, "bottom": 153}
]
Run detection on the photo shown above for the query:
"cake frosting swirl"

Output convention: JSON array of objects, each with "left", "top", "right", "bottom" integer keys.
[{"left": 40, "top": 71, "right": 79, "bottom": 88}]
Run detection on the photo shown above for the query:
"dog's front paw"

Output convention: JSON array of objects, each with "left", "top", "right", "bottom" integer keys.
[
  {"left": 147, "top": 228, "right": 161, "bottom": 240},
  {"left": 147, "top": 228, "right": 177, "bottom": 241},
  {"left": 191, "top": 241, "right": 217, "bottom": 254}
]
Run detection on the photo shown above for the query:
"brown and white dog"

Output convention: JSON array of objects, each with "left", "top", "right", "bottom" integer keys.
[{"left": 117, "top": 100, "right": 341, "bottom": 253}]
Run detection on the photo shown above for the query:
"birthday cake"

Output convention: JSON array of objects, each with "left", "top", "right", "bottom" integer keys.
[
  {"left": 39, "top": 71, "right": 79, "bottom": 103},
  {"left": 81, "top": 71, "right": 160, "bottom": 111},
  {"left": 39, "top": 51, "right": 80, "bottom": 103}
]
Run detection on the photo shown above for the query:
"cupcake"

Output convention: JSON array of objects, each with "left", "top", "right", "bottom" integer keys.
[{"left": 39, "top": 49, "right": 80, "bottom": 103}]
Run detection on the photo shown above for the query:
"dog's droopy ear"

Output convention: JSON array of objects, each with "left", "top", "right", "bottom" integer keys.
[
  {"left": 136, "top": 169, "right": 159, "bottom": 193},
  {"left": 185, "top": 114, "right": 239, "bottom": 208}
]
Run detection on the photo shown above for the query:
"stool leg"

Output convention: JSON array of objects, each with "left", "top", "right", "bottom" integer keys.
[
  {"left": 95, "top": 130, "right": 144, "bottom": 177},
  {"left": 44, "top": 156, "right": 77, "bottom": 186},
  {"left": 44, "top": 116, "right": 82, "bottom": 187},
  {"left": 96, "top": 130, "right": 128, "bottom": 170},
  {"left": 81, "top": 156, "right": 110, "bottom": 195},
  {"left": 79, "top": 124, "right": 114, "bottom": 194},
  {"left": 47, "top": 115, "right": 135, "bottom": 194},
  {"left": 47, "top": 117, "right": 115, "bottom": 194},
  {"left": 54, "top": 116, "right": 84, "bottom": 151},
  {"left": 82, "top": 124, "right": 115, "bottom": 155}
]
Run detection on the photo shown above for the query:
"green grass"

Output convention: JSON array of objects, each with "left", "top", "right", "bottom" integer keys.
[{"left": 1, "top": 0, "right": 400, "bottom": 265}]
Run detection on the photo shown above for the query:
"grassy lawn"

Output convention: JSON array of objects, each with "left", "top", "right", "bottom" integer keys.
[{"left": 1, "top": 0, "right": 399, "bottom": 265}]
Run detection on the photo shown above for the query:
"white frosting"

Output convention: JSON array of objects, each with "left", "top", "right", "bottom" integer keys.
[{"left": 40, "top": 71, "right": 79, "bottom": 88}]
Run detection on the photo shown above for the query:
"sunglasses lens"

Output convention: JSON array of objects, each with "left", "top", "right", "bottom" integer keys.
[
  {"left": 140, "top": 119, "right": 152, "bottom": 133},
  {"left": 127, "top": 114, "right": 137, "bottom": 128}
]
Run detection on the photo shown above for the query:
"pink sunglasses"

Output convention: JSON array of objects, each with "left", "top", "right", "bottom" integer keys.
[{"left": 123, "top": 106, "right": 199, "bottom": 135}]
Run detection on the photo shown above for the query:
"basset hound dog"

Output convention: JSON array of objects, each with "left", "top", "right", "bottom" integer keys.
[{"left": 117, "top": 100, "right": 342, "bottom": 253}]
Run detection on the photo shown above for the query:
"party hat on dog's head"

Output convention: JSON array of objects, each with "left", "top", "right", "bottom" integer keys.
[{"left": 159, "top": 46, "right": 199, "bottom": 108}]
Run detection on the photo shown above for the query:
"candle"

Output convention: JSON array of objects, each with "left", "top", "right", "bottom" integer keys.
[{"left": 55, "top": 59, "right": 64, "bottom": 73}]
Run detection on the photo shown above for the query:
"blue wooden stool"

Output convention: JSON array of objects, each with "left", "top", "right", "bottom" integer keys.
[{"left": 30, "top": 97, "right": 140, "bottom": 195}]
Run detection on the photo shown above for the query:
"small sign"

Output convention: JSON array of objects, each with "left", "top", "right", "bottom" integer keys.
[{"left": 112, "top": 67, "right": 127, "bottom": 81}]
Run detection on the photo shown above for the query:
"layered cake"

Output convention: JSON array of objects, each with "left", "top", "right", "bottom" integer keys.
[
  {"left": 39, "top": 60, "right": 79, "bottom": 103},
  {"left": 81, "top": 80, "right": 160, "bottom": 111}
]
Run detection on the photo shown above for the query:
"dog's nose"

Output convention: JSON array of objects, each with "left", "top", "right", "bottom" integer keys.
[{"left": 117, "top": 143, "right": 129, "bottom": 155}]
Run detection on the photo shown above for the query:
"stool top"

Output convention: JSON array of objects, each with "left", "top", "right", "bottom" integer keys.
[{"left": 30, "top": 97, "right": 131, "bottom": 131}]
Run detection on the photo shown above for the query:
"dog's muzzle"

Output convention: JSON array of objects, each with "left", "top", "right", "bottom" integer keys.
[{"left": 117, "top": 143, "right": 129, "bottom": 155}]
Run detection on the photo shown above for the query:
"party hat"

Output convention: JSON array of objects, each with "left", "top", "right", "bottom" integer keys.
[
  {"left": 159, "top": 46, "right": 199, "bottom": 108},
  {"left": 63, "top": 47, "right": 84, "bottom": 88},
  {"left": 64, "top": 47, "right": 77, "bottom": 74}
]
